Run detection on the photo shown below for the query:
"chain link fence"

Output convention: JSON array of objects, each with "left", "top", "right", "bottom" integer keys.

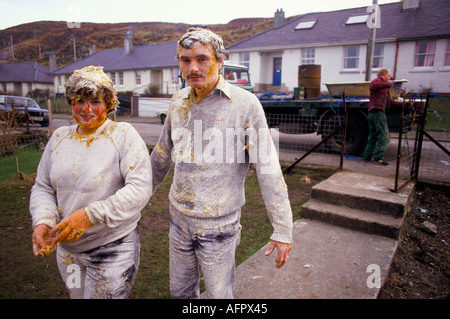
[
  {"left": 1, "top": 96, "right": 449, "bottom": 184},
  {"left": 416, "top": 96, "right": 450, "bottom": 184},
  {"left": 0, "top": 127, "right": 48, "bottom": 180}
]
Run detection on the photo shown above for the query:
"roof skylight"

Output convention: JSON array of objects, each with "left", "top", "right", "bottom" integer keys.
[
  {"left": 345, "top": 15, "right": 369, "bottom": 25},
  {"left": 294, "top": 20, "right": 317, "bottom": 30}
]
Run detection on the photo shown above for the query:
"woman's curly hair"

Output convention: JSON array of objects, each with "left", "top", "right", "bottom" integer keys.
[{"left": 65, "top": 65, "right": 119, "bottom": 116}]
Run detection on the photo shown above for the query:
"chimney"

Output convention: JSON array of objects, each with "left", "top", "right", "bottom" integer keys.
[
  {"left": 89, "top": 44, "right": 96, "bottom": 56},
  {"left": 402, "top": 0, "right": 420, "bottom": 10},
  {"left": 274, "top": 9, "right": 286, "bottom": 28},
  {"left": 124, "top": 31, "right": 133, "bottom": 54},
  {"left": 45, "top": 51, "right": 56, "bottom": 72}
]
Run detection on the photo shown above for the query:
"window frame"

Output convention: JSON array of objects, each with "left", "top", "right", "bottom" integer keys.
[
  {"left": 414, "top": 40, "right": 436, "bottom": 68},
  {"left": 135, "top": 70, "right": 141, "bottom": 85},
  {"left": 239, "top": 52, "right": 250, "bottom": 69},
  {"left": 343, "top": 45, "right": 360, "bottom": 70},
  {"left": 372, "top": 44, "right": 384, "bottom": 68},
  {"left": 119, "top": 72, "right": 124, "bottom": 86},
  {"left": 444, "top": 39, "right": 450, "bottom": 66},
  {"left": 302, "top": 48, "right": 316, "bottom": 65}
]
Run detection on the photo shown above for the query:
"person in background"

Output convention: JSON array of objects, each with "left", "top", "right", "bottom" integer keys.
[
  {"left": 30, "top": 65, "right": 152, "bottom": 299},
  {"left": 363, "top": 68, "right": 405, "bottom": 165},
  {"left": 150, "top": 28, "right": 293, "bottom": 299}
]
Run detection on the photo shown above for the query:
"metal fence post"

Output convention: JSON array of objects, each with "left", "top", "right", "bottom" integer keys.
[
  {"left": 394, "top": 103, "right": 405, "bottom": 192},
  {"left": 47, "top": 99, "right": 53, "bottom": 135},
  {"left": 412, "top": 93, "right": 430, "bottom": 180},
  {"left": 339, "top": 92, "right": 347, "bottom": 170}
]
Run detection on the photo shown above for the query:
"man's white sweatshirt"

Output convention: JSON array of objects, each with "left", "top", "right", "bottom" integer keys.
[{"left": 151, "top": 77, "right": 293, "bottom": 244}]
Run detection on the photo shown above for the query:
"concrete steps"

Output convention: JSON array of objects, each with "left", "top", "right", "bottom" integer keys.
[
  {"left": 232, "top": 171, "right": 416, "bottom": 299},
  {"left": 301, "top": 171, "right": 415, "bottom": 239},
  {"left": 302, "top": 199, "right": 403, "bottom": 239}
]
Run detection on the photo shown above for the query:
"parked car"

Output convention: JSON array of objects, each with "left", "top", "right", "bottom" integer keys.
[{"left": 0, "top": 95, "right": 49, "bottom": 126}]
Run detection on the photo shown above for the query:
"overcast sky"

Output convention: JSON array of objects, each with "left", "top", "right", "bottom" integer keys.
[{"left": 1, "top": 0, "right": 400, "bottom": 30}]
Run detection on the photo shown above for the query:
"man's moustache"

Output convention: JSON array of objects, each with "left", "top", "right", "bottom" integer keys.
[{"left": 187, "top": 73, "right": 205, "bottom": 79}]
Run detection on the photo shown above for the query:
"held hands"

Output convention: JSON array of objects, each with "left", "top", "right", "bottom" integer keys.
[
  {"left": 32, "top": 209, "right": 91, "bottom": 257},
  {"left": 265, "top": 240, "right": 292, "bottom": 268}
]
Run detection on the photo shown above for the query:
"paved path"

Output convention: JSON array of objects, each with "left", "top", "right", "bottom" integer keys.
[
  {"left": 234, "top": 171, "right": 414, "bottom": 299},
  {"left": 234, "top": 218, "right": 397, "bottom": 299}
]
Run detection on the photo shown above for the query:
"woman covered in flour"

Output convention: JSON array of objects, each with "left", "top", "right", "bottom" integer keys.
[{"left": 29, "top": 66, "right": 152, "bottom": 299}]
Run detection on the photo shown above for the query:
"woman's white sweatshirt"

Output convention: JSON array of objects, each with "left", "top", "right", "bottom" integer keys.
[{"left": 30, "top": 119, "right": 152, "bottom": 253}]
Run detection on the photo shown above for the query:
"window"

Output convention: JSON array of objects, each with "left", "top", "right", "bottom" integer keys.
[
  {"left": 445, "top": 40, "right": 450, "bottom": 66},
  {"left": 223, "top": 67, "right": 249, "bottom": 84},
  {"left": 344, "top": 46, "right": 360, "bottom": 69},
  {"left": 172, "top": 68, "right": 179, "bottom": 84},
  {"left": 414, "top": 41, "right": 436, "bottom": 67},
  {"left": 239, "top": 52, "right": 250, "bottom": 69},
  {"left": 57, "top": 75, "right": 63, "bottom": 87},
  {"left": 135, "top": 70, "right": 141, "bottom": 85},
  {"left": 119, "top": 72, "right": 124, "bottom": 85},
  {"left": 372, "top": 44, "right": 384, "bottom": 68},
  {"left": 302, "top": 48, "right": 315, "bottom": 65},
  {"left": 295, "top": 20, "right": 317, "bottom": 30},
  {"left": 346, "top": 15, "right": 369, "bottom": 25},
  {"left": 109, "top": 72, "right": 116, "bottom": 85}
]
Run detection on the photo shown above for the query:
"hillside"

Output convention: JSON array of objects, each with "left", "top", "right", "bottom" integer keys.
[{"left": 0, "top": 18, "right": 274, "bottom": 68}]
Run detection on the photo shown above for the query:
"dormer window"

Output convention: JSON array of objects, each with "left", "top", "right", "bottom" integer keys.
[
  {"left": 345, "top": 15, "right": 369, "bottom": 25},
  {"left": 295, "top": 20, "right": 317, "bottom": 30}
]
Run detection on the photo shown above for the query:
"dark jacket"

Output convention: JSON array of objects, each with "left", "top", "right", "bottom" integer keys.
[{"left": 369, "top": 76, "right": 404, "bottom": 112}]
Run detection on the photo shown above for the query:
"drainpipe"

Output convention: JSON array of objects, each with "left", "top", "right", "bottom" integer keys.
[{"left": 393, "top": 39, "right": 399, "bottom": 79}]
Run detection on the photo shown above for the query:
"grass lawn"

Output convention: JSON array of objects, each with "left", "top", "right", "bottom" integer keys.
[
  {"left": 426, "top": 96, "right": 450, "bottom": 132},
  {"left": 0, "top": 95, "right": 446, "bottom": 298},
  {"left": 0, "top": 164, "right": 336, "bottom": 299},
  {"left": 0, "top": 147, "right": 43, "bottom": 181}
]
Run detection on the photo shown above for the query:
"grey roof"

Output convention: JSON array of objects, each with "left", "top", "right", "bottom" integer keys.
[
  {"left": 227, "top": 0, "right": 450, "bottom": 51},
  {"left": 0, "top": 62, "right": 53, "bottom": 83},
  {"left": 53, "top": 41, "right": 179, "bottom": 75}
]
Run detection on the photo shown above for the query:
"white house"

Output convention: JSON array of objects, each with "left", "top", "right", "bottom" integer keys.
[
  {"left": 226, "top": 0, "right": 450, "bottom": 95},
  {"left": 0, "top": 62, "right": 54, "bottom": 96},
  {"left": 52, "top": 33, "right": 180, "bottom": 97}
]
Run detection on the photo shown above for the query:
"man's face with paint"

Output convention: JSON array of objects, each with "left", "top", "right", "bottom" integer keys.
[
  {"left": 178, "top": 41, "right": 223, "bottom": 96},
  {"left": 71, "top": 93, "right": 107, "bottom": 132}
]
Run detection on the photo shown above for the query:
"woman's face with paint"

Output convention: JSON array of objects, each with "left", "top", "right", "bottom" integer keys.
[
  {"left": 71, "top": 93, "right": 107, "bottom": 133},
  {"left": 178, "top": 41, "right": 223, "bottom": 97}
]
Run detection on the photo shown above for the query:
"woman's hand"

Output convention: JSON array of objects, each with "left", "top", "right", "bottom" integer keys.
[
  {"left": 50, "top": 209, "right": 91, "bottom": 244},
  {"left": 32, "top": 224, "right": 57, "bottom": 256}
]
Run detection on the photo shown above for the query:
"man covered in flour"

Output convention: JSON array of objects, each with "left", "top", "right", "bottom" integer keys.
[{"left": 150, "top": 28, "right": 293, "bottom": 299}]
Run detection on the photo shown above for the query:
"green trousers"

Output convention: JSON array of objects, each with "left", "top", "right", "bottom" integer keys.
[{"left": 363, "top": 110, "right": 389, "bottom": 161}]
